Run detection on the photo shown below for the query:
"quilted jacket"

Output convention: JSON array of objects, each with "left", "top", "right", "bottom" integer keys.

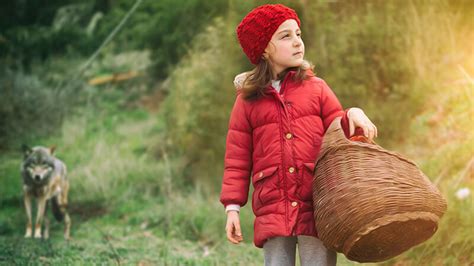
[{"left": 220, "top": 70, "right": 352, "bottom": 248}]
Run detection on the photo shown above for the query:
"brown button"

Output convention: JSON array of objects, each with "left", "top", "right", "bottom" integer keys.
[
  {"left": 259, "top": 172, "right": 264, "bottom": 178},
  {"left": 288, "top": 167, "right": 295, "bottom": 173},
  {"left": 291, "top": 201, "right": 298, "bottom": 207},
  {"left": 285, "top": 133, "right": 293, "bottom": 139}
]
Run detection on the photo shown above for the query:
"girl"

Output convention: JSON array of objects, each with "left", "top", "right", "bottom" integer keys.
[{"left": 220, "top": 4, "right": 377, "bottom": 266}]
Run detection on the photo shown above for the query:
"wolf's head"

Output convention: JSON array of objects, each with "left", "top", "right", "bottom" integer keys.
[{"left": 21, "top": 145, "right": 57, "bottom": 184}]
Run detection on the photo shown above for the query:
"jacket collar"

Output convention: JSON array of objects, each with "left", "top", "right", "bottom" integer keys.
[
  {"left": 264, "top": 70, "right": 299, "bottom": 94},
  {"left": 236, "top": 68, "right": 314, "bottom": 96}
]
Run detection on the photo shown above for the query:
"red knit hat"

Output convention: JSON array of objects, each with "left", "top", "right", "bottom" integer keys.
[{"left": 236, "top": 4, "right": 301, "bottom": 65}]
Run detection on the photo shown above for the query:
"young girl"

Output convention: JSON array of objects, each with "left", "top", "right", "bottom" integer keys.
[{"left": 220, "top": 4, "right": 377, "bottom": 266}]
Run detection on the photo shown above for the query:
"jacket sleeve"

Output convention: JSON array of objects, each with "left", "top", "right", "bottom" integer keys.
[
  {"left": 318, "top": 79, "right": 352, "bottom": 138},
  {"left": 220, "top": 94, "right": 253, "bottom": 208}
]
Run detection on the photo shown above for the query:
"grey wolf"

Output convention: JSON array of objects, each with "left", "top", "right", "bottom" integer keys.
[{"left": 21, "top": 145, "right": 71, "bottom": 239}]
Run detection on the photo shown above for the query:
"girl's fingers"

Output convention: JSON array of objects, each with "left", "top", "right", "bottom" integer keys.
[
  {"left": 349, "top": 118, "right": 355, "bottom": 137},
  {"left": 366, "top": 123, "right": 375, "bottom": 140},
  {"left": 348, "top": 109, "right": 378, "bottom": 139},
  {"left": 235, "top": 221, "right": 242, "bottom": 237},
  {"left": 235, "top": 221, "right": 243, "bottom": 242},
  {"left": 358, "top": 118, "right": 376, "bottom": 140},
  {"left": 366, "top": 121, "right": 377, "bottom": 140},
  {"left": 226, "top": 221, "right": 242, "bottom": 244},
  {"left": 362, "top": 124, "right": 369, "bottom": 138},
  {"left": 226, "top": 224, "right": 238, "bottom": 244},
  {"left": 225, "top": 225, "right": 232, "bottom": 241}
]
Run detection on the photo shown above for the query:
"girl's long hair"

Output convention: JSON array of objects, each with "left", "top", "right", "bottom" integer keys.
[{"left": 240, "top": 59, "right": 314, "bottom": 100}]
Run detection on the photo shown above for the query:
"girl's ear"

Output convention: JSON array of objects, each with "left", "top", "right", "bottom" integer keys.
[
  {"left": 262, "top": 52, "right": 271, "bottom": 62},
  {"left": 263, "top": 42, "right": 275, "bottom": 59}
]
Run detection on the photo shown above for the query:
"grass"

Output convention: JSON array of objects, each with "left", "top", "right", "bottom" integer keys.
[
  {"left": 0, "top": 199, "right": 258, "bottom": 266},
  {"left": 0, "top": 101, "right": 263, "bottom": 265},
  {"left": 0, "top": 100, "right": 370, "bottom": 265},
  {"left": 1, "top": 87, "right": 471, "bottom": 265}
]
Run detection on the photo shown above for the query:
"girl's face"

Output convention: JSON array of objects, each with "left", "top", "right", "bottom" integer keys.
[{"left": 263, "top": 19, "right": 305, "bottom": 77}]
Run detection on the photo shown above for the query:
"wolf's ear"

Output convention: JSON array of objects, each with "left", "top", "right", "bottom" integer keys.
[
  {"left": 49, "top": 145, "right": 56, "bottom": 155},
  {"left": 21, "top": 144, "right": 32, "bottom": 158}
]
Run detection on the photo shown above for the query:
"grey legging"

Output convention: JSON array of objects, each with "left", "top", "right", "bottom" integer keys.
[{"left": 263, "top": 236, "right": 337, "bottom": 266}]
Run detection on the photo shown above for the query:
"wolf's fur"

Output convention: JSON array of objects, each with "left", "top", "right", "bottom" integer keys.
[{"left": 21, "top": 145, "right": 71, "bottom": 240}]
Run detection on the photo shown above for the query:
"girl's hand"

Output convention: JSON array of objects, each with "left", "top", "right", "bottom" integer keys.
[
  {"left": 225, "top": 211, "right": 243, "bottom": 244},
  {"left": 233, "top": 72, "right": 250, "bottom": 89},
  {"left": 348, "top": 108, "right": 378, "bottom": 141}
]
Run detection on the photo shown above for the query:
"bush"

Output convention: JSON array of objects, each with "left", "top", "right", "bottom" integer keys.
[
  {"left": 0, "top": 1, "right": 100, "bottom": 67},
  {"left": 0, "top": 68, "right": 79, "bottom": 150},
  {"left": 158, "top": 14, "right": 245, "bottom": 190}
]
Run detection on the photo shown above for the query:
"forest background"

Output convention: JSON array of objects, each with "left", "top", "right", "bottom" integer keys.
[{"left": 0, "top": 0, "right": 472, "bottom": 265}]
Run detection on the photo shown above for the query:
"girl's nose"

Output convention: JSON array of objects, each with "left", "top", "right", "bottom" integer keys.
[{"left": 293, "top": 38, "right": 302, "bottom": 47}]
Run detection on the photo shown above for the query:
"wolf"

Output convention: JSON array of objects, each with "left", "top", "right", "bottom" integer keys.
[{"left": 21, "top": 145, "right": 71, "bottom": 240}]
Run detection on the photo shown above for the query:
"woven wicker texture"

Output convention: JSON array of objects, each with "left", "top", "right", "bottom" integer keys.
[{"left": 313, "top": 117, "right": 447, "bottom": 263}]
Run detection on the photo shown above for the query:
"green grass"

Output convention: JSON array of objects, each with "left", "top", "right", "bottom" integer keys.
[
  {"left": 1, "top": 99, "right": 470, "bottom": 265},
  {"left": 0, "top": 197, "right": 362, "bottom": 266},
  {"left": 0, "top": 104, "right": 369, "bottom": 265},
  {"left": 0, "top": 181, "right": 263, "bottom": 265},
  {"left": 0, "top": 103, "right": 262, "bottom": 265}
]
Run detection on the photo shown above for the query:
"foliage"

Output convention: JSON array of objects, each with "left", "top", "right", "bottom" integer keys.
[
  {"left": 0, "top": 1, "right": 100, "bottom": 67},
  {"left": 0, "top": 68, "right": 79, "bottom": 150},
  {"left": 158, "top": 15, "right": 244, "bottom": 191},
  {"left": 89, "top": 0, "right": 229, "bottom": 79}
]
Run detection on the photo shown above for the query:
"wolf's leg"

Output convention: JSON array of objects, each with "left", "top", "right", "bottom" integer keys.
[
  {"left": 58, "top": 199, "right": 71, "bottom": 240},
  {"left": 62, "top": 181, "right": 69, "bottom": 206},
  {"left": 44, "top": 215, "right": 50, "bottom": 239},
  {"left": 34, "top": 196, "right": 47, "bottom": 238},
  {"left": 23, "top": 191, "right": 33, "bottom": 238},
  {"left": 64, "top": 211, "right": 71, "bottom": 240},
  {"left": 60, "top": 181, "right": 71, "bottom": 240}
]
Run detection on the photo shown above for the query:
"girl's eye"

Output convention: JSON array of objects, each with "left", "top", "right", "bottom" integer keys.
[{"left": 281, "top": 33, "right": 302, "bottom": 39}]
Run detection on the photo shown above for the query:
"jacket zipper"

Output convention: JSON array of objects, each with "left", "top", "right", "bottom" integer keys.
[{"left": 273, "top": 77, "right": 292, "bottom": 235}]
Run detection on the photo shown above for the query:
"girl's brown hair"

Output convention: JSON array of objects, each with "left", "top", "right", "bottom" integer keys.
[{"left": 240, "top": 59, "right": 314, "bottom": 100}]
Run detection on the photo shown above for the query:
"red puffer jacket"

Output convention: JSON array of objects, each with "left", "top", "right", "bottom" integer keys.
[{"left": 220, "top": 70, "right": 352, "bottom": 248}]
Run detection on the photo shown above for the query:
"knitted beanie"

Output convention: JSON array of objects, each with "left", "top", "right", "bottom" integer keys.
[{"left": 236, "top": 4, "right": 301, "bottom": 65}]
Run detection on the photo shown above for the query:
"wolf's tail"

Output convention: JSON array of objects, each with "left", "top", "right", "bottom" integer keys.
[{"left": 51, "top": 196, "right": 64, "bottom": 222}]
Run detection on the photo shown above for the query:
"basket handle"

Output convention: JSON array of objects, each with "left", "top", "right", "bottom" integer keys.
[
  {"left": 316, "top": 116, "right": 377, "bottom": 164},
  {"left": 324, "top": 116, "right": 378, "bottom": 145},
  {"left": 323, "top": 116, "right": 350, "bottom": 145},
  {"left": 316, "top": 117, "right": 424, "bottom": 171}
]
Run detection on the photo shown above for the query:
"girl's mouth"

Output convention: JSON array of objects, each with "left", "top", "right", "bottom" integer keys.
[{"left": 293, "top": 52, "right": 303, "bottom": 56}]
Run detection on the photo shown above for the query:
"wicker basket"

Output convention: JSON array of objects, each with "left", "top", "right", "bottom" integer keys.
[{"left": 312, "top": 117, "right": 447, "bottom": 263}]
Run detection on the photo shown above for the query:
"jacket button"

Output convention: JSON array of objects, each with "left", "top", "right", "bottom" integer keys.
[
  {"left": 285, "top": 133, "right": 293, "bottom": 139},
  {"left": 259, "top": 172, "right": 264, "bottom": 178},
  {"left": 291, "top": 201, "right": 298, "bottom": 207},
  {"left": 288, "top": 167, "right": 295, "bottom": 173}
]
